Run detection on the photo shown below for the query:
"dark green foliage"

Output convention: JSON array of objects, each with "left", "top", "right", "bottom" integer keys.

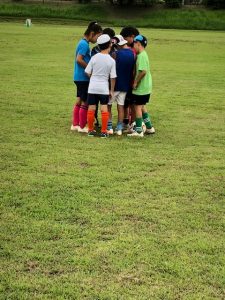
[
  {"left": 142, "top": 0, "right": 156, "bottom": 7},
  {"left": 165, "top": 0, "right": 182, "bottom": 8},
  {"left": 204, "top": 0, "right": 225, "bottom": 8}
]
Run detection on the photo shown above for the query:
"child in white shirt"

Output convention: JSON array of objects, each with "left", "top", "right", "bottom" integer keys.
[{"left": 85, "top": 34, "right": 117, "bottom": 138}]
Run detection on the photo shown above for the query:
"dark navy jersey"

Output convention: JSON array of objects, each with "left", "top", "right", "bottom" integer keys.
[{"left": 115, "top": 48, "right": 135, "bottom": 92}]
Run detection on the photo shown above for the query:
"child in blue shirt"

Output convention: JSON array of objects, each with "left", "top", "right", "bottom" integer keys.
[
  {"left": 71, "top": 21, "right": 102, "bottom": 133},
  {"left": 107, "top": 35, "right": 135, "bottom": 136}
]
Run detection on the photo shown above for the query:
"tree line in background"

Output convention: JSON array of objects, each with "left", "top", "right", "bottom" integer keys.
[
  {"left": 109, "top": 0, "right": 225, "bottom": 8},
  {"left": 12, "top": 0, "right": 225, "bottom": 8}
]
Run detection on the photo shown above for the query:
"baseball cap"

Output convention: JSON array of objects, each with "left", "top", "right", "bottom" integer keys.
[
  {"left": 114, "top": 34, "right": 127, "bottom": 46},
  {"left": 97, "top": 34, "right": 111, "bottom": 45},
  {"left": 134, "top": 35, "right": 148, "bottom": 46}
]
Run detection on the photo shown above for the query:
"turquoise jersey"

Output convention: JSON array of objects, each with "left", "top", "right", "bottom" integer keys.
[{"left": 74, "top": 39, "right": 91, "bottom": 82}]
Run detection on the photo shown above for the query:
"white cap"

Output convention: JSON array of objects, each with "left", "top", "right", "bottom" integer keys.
[
  {"left": 97, "top": 34, "right": 111, "bottom": 45},
  {"left": 115, "top": 34, "right": 127, "bottom": 46}
]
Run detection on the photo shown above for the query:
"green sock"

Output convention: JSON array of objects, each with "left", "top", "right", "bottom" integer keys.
[
  {"left": 142, "top": 112, "right": 152, "bottom": 129},
  {"left": 136, "top": 118, "right": 143, "bottom": 133}
]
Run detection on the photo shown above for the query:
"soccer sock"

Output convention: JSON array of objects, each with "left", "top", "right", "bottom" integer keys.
[
  {"left": 101, "top": 111, "right": 109, "bottom": 133},
  {"left": 73, "top": 104, "right": 80, "bottom": 126},
  {"left": 142, "top": 112, "right": 152, "bottom": 129},
  {"left": 87, "top": 110, "right": 95, "bottom": 132},
  {"left": 107, "top": 119, "right": 113, "bottom": 130},
  {"left": 79, "top": 104, "right": 88, "bottom": 129},
  {"left": 117, "top": 121, "right": 123, "bottom": 131},
  {"left": 136, "top": 117, "right": 143, "bottom": 133}
]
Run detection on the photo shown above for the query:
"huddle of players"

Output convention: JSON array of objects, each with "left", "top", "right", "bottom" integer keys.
[{"left": 71, "top": 22, "right": 155, "bottom": 138}]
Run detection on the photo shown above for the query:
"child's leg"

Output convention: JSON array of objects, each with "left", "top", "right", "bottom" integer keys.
[
  {"left": 123, "top": 91, "right": 132, "bottom": 126},
  {"left": 142, "top": 105, "right": 153, "bottom": 129},
  {"left": 95, "top": 101, "right": 100, "bottom": 126},
  {"left": 79, "top": 101, "right": 88, "bottom": 129},
  {"left": 72, "top": 98, "right": 81, "bottom": 126},
  {"left": 123, "top": 106, "right": 130, "bottom": 127},
  {"left": 87, "top": 105, "right": 96, "bottom": 132},
  {"left": 135, "top": 105, "right": 144, "bottom": 133},
  {"left": 107, "top": 104, "right": 113, "bottom": 131},
  {"left": 116, "top": 92, "right": 126, "bottom": 133},
  {"left": 130, "top": 104, "right": 136, "bottom": 124},
  {"left": 78, "top": 82, "right": 89, "bottom": 129},
  {"left": 101, "top": 105, "right": 109, "bottom": 133},
  {"left": 117, "top": 104, "right": 124, "bottom": 131}
]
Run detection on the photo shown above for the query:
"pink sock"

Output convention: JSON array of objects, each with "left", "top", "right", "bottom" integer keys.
[
  {"left": 79, "top": 104, "right": 88, "bottom": 129},
  {"left": 73, "top": 104, "right": 80, "bottom": 126}
]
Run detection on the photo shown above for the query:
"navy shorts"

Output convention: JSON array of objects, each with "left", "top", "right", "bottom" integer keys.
[
  {"left": 88, "top": 94, "right": 109, "bottom": 106},
  {"left": 74, "top": 81, "right": 89, "bottom": 102},
  {"left": 131, "top": 94, "right": 150, "bottom": 105}
]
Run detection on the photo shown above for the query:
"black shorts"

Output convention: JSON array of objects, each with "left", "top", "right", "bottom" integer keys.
[
  {"left": 131, "top": 94, "right": 150, "bottom": 105},
  {"left": 74, "top": 81, "right": 89, "bottom": 102},
  {"left": 88, "top": 94, "right": 109, "bottom": 106}
]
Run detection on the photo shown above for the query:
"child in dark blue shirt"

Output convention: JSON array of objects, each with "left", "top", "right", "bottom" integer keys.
[{"left": 107, "top": 35, "right": 135, "bottom": 136}]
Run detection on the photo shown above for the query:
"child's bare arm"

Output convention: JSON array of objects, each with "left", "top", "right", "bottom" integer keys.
[
  {"left": 133, "top": 70, "right": 146, "bottom": 89},
  {"left": 110, "top": 78, "right": 116, "bottom": 97},
  {"left": 76, "top": 54, "right": 88, "bottom": 68},
  {"left": 85, "top": 72, "right": 92, "bottom": 78}
]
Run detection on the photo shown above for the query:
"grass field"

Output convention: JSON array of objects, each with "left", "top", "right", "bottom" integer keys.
[{"left": 0, "top": 22, "right": 225, "bottom": 299}]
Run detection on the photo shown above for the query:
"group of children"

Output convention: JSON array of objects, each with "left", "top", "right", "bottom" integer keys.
[{"left": 71, "top": 21, "right": 155, "bottom": 138}]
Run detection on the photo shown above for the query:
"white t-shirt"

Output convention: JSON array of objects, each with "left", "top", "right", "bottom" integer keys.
[{"left": 85, "top": 53, "right": 117, "bottom": 95}]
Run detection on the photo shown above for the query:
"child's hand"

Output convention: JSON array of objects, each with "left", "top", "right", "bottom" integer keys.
[
  {"left": 133, "top": 80, "right": 138, "bottom": 89},
  {"left": 109, "top": 90, "right": 114, "bottom": 98}
]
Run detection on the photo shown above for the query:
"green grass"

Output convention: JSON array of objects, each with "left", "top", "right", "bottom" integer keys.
[
  {"left": 1, "top": 3, "right": 225, "bottom": 30},
  {"left": 0, "top": 22, "right": 225, "bottom": 299}
]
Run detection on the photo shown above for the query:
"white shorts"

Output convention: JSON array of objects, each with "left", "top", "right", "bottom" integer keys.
[{"left": 108, "top": 91, "right": 127, "bottom": 106}]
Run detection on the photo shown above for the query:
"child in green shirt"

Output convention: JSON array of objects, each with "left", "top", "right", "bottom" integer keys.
[{"left": 127, "top": 35, "right": 155, "bottom": 137}]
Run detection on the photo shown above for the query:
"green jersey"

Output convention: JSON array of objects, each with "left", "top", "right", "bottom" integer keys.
[{"left": 133, "top": 50, "right": 152, "bottom": 95}]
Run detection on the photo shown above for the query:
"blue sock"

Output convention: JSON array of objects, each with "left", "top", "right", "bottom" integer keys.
[
  {"left": 107, "top": 120, "right": 113, "bottom": 130},
  {"left": 116, "top": 121, "right": 123, "bottom": 131}
]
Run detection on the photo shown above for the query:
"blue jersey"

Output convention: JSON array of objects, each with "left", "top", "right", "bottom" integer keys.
[
  {"left": 74, "top": 39, "right": 91, "bottom": 81},
  {"left": 115, "top": 48, "right": 135, "bottom": 92}
]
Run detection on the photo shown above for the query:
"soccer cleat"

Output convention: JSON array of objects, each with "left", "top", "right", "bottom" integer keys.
[
  {"left": 145, "top": 127, "right": 155, "bottom": 134},
  {"left": 78, "top": 127, "right": 88, "bottom": 133},
  {"left": 122, "top": 124, "right": 129, "bottom": 133},
  {"left": 142, "top": 122, "right": 147, "bottom": 133},
  {"left": 116, "top": 129, "right": 122, "bottom": 136},
  {"left": 88, "top": 130, "right": 96, "bottom": 137},
  {"left": 127, "top": 131, "right": 144, "bottom": 137},
  {"left": 71, "top": 125, "right": 79, "bottom": 131},
  {"left": 100, "top": 132, "right": 109, "bottom": 138},
  {"left": 127, "top": 122, "right": 136, "bottom": 133},
  {"left": 107, "top": 129, "right": 114, "bottom": 135}
]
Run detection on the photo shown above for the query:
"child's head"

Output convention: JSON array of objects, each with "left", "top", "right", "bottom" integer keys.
[
  {"left": 102, "top": 27, "right": 115, "bottom": 39},
  {"left": 84, "top": 21, "right": 102, "bottom": 43},
  {"left": 113, "top": 34, "right": 128, "bottom": 49},
  {"left": 133, "top": 35, "right": 148, "bottom": 53},
  {"left": 120, "top": 26, "right": 139, "bottom": 46},
  {"left": 97, "top": 34, "right": 111, "bottom": 52}
]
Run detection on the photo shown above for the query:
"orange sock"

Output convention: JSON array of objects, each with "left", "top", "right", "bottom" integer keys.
[
  {"left": 87, "top": 110, "right": 95, "bottom": 132},
  {"left": 101, "top": 111, "right": 109, "bottom": 133}
]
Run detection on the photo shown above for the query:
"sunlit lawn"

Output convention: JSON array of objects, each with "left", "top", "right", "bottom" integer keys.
[{"left": 0, "top": 22, "right": 225, "bottom": 299}]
